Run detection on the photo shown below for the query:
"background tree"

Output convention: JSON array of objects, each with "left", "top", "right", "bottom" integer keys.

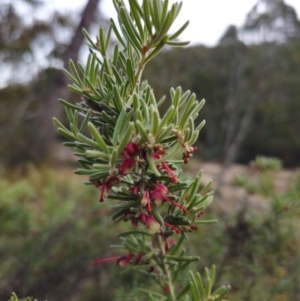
[{"left": 0, "top": 0, "right": 102, "bottom": 168}]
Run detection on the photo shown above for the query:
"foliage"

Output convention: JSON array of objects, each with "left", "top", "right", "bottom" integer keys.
[
  {"left": 144, "top": 39, "right": 300, "bottom": 166},
  {"left": 52, "top": 0, "right": 230, "bottom": 300},
  {"left": 2, "top": 162, "right": 299, "bottom": 300},
  {"left": 198, "top": 156, "right": 300, "bottom": 300},
  {"left": 9, "top": 292, "right": 45, "bottom": 301}
]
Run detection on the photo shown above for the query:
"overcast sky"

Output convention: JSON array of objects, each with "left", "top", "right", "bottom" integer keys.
[{"left": 51, "top": 0, "right": 300, "bottom": 46}]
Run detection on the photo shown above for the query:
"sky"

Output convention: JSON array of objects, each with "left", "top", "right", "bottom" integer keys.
[{"left": 51, "top": 0, "right": 300, "bottom": 46}]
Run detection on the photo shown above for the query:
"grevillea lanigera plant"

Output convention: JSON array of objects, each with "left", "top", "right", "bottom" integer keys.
[{"left": 53, "top": 1, "right": 230, "bottom": 300}]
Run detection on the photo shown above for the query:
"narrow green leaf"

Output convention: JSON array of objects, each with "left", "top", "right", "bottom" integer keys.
[
  {"left": 161, "top": 0, "right": 169, "bottom": 23},
  {"left": 62, "top": 68, "right": 81, "bottom": 86},
  {"left": 85, "top": 150, "right": 110, "bottom": 159},
  {"left": 53, "top": 117, "right": 67, "bottom": 130},
  {"left": 152, "top": 0, "right": 161, "bottom": 29},
  {"left": 194, "top": 219, "right": 218, "bottom": 225},
  {"left": 136, "top": 120, "right": 150, "bottom": 143},
  {"left": 146, "top": 148, "right": 161, "bottom": 176},
  {"left": 87, "top": 122, "right": 110, "bottom": 154},
  {"left": 110, "top": 148, "right": 118, "bottom": 167},
  {"left": 89, "top": 170, "right": 110, "bottom": 181},
  {"left": 118, "top": 231, "right": 153, "bottom": 237},
  {"left": 59, "top": 99, "right": 81, "bottom": 112},
  {"left": 158, "top": 105, "right": 175, "bottom": 133},
  {"left": 84, "top": 76, "right": 102, "bottom": 99},
  {"left": 111, "top": 65, "right": 123, "bottom": 85},
  {"left": 166, "top": 40, "right": 190, "bottom": 47},
  {"left": 206, "top": 277, "right": 212, "bottom": 297},
  {"left": 82, "top": 28, "right": 98, "bottom": 49},
  {"left": 150, "top": 105, "right": 160, "bottom": 136},
  {"left": 166, "top": 255, "right": 200, "bottom": 262},
  {"left": 79, "top": 109, "right": 91, "bottom": 133},
  {"left": 155, "top": 124, "right": 173, "bottom": 144},
  {"left": 119, "top": 7, "right": 142, "bottom": 51},
  {"left": 111, "top": 208, "right": 129, "bottom": 220},
  {"left": 143, "top": 0, "right": 153, "bottom": 35},
  {"left": 110, "top": 18, "right": 126, "bottom": 47},
  {"left": 195, "top": 271, "right": 205, "bottom": 299},
  {"left": 126, "top": 58, "right": 135, "bottom": 89},
  {"left": 68, "top": 84, "right": 83, "bottom": 95},
  {"left": 118, "top": 122, "right": 134, "bottom": 156},
  {"left": 129, "top": 0, "right": 144, "bottom": 39},
  {"left": 57, "top": 128, "right": 76, "bottom": 141},
  {"left": 169, "top": 20, "right": 189, "bottom": 41},
  {"left": 99, "top": 26, "right": 107, "bottom": 56},
  {"left": 113, "top": 107, "right": 126, "bottom": 146},
  {"left": 195, "top": 119, "right": 206, "bottom": 132},
  {"left": 69, "top": 60, "right": 83, "bottom": 86},
  {"left": 151, "top": 205, "right": 164, "bottom": 226}
]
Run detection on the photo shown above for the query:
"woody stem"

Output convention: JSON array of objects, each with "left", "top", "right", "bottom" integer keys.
[{"left": 156, "top": 234, "right": 176, "bottom": 300}]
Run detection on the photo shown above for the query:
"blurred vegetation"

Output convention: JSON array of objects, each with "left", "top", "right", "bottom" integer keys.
[
  {"left": 144, "top": 39, "right": 300, "bottom": 166},
  {"left": 1, "top": 159, "right": 299, "bottom": 301},
  {"left": 1, "top": 0, "right": 300, "bottom": 168}
]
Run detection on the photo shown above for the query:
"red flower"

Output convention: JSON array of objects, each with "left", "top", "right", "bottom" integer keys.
[
  {"left": 141, "top": 190, "right": 152, "bottom": 212},
  {"left": 98, "top": 176, "right": 120, "bottom": 202},
  {"left": 123, "top": 142, "right": 138, "bottom": 159},
  {"left": 145, "top": 215, "right": 161, "bottom": 233},
  {"left": 119, "top": 142, "right": 139, "bottom": 175},
  {"left": 164, "top": 221, "right": 181, "bottom": 234},
  {"left": 152, "top": 152, "right": 178, "bottom": 183},
  {"left": 151, "top": 184, "right": 187, "bottom": 213},
  {"left": 99, "top": 184, "right": 109, "bottom": 202},
  {"left": 161, "top": 162, "right": 178, "bottom": 183},
  {"left": 119, "top": 157, "right": 135, "bottom": 174},
  {"left": 93, "top": 256, "right": 123, "bottom": 266},
  {"left": 94, "top": 252, "right": 145, "bottom": 267}
]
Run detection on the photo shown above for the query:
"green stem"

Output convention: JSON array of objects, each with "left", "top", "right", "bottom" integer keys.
[{"left": 156, "top": 234, "right": 176, "bottom": 301}]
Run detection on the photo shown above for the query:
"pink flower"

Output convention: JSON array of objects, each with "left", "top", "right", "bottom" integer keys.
[
  {"left": 164, "top": 221, "right": 181, "bottom": 234},
  {"left": 98, "top": 176, "right": 120, "bottom": 202},
  {"left": 94, "top": 252, "right": 133, "bottom": 267},
  {"left": 99, "top": 184, "right": 109, "bottom": 202},
  {"left": 145, "top": 215, "right": 161, "bottom": 233},
  {"left": 151, "top": 184, "right": 187, "bottom": 213},
  {"left": 152, "top": 152, "right": 178, "bottom": 183},
  {"left": 119, "top": 157, "right": 135, "bottom": 174},
  {"left": 141, "top": 190, "right": 152, "bottom": 212},
  {"left": 124, "top": 142, "right": 138, "bottom": 158},
  {"left": 93, "top": 256, "right": 123, "bottom": 266},
  {"left": 161, "top": 162, "right": 178, "bottom": 183},
  {"left": 119, "top": 142, "right": 139, "bottom": 175},
  {"left": 94, "top": 252, "right": 146, "bottom": 267},
  {"left": 129, "top": 185, "right": 139, "bottom": 195}
]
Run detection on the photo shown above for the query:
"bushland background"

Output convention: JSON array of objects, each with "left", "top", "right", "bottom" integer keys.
[{"left": 1, "top": 0, "right": 300, "bottom": 300}]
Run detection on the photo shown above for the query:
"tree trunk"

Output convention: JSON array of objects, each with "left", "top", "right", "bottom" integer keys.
[{"left": 31, "top": 0, "right": 101, "bottom": 163}]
